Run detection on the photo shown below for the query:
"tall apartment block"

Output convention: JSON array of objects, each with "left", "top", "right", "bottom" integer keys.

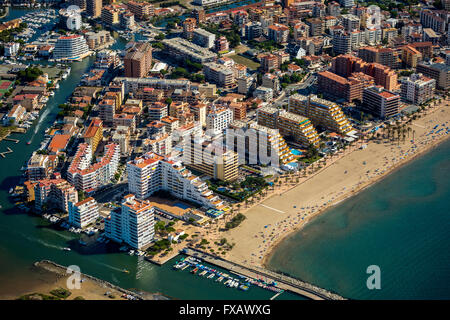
[
  {"left": 105, "top": 194, "right": 154, "bottom": 250},
  {"left": 34, "top": 179, "right": 78, "bottom": 213},
  {"left": 362, "top": 86, "right": 400, "bottom": 119},
  {"left": 124, "top": 42, "right": 152, "bottom": 78},
  {"left": 184, "top": 135, "right": 239, "bottom": 181},
  {"left": 228, "top": 121, "right": 294, "bottom": 166},
  {"left": 183, "top": 18, "right": 196, "bottom": 39},
  {"left": 67, "top": 143, "right": 120, "bottom": 193},
  {"left": 68, "top": 197, "right": 99, "bottom": 229},
  {"left": 206, "top": 107, "right": 234, "bottom": 134},
  {"left": 126, "top": 1, "right": 154, "bottom": 20},
  {"left": 257, "top": 106, "right": 320, "bottom": 147},
  {"left": 86, "top": 0, "right": 102, "bottom": 18},
  {"left": 289, "top": 94, "right": 354, "bottom": 135},
  {"left": 127, "top": 152, "right": 225, "bottom": 209},
  {"left": 400, "top": 73, "right": 436, "bottom": 105},
  {"left": 203, "top": 62, "right": 235, "bottom": 88}
]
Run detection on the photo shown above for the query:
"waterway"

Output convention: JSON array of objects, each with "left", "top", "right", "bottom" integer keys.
[{"left": 267, "top": 139, "right": 450, "bottom": 299}]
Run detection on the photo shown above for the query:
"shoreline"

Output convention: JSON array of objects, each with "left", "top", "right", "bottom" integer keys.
[
  {"left": 261, "top": 132, "right": 450, "bottom": 268},
  {"left": 218, "top": 98, "right": 450, "bottom": 271},
  {"left": 0, "top": 260, "right": 169, "bottom": 300}
]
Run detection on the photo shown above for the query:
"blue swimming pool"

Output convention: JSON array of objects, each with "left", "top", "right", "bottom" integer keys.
[{"left": 291, "top": 149, "right": 302, "bottom": 156}]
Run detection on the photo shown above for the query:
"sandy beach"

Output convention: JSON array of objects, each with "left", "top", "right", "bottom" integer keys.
[
  {"left": 0, "top": 260, "right": 167, "bottom": 300},
  {"left": 214, "top": 98, "right": 450, "bottom": 268}
]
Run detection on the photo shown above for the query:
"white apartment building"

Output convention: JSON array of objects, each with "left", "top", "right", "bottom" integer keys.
[
  {"left": 105, "top": 194, "right": 154, "bottom": 250},
  {"left": 400, "top": 73, "right": 436, "bottom": 105},
  {"left": 68, "top": 197, "right": 99, "bottom": 229},
  {"left": 203, "top": 62, "right": 235, "bottom": 88},
  {"left": 127, "top": 152, "right": 224, "bottom": 209},
  {"left": 4, "top": 42, "right": 20, "bottom": 57},
  {"left": 53, "top": 35, "right": 90, "bottom": 61},
  {"left": 193, "top": 28, "right": 216, "bottom": 48},
  {"left": 67, "top": 143, "right": 120, "bottom": 193},
  {"left": 206, "top": 107, "right": 234, "bottom": 133},
  {"left": 253, "top": 86, "right": 273, "bottom": 101}
]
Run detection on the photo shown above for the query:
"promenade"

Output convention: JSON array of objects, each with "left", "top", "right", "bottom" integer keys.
[{"left": 183, "top": 247, "right": 346, "bottom": 300}]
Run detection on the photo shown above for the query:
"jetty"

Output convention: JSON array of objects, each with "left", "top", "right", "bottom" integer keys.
[
  {"left": 183, "top": 247, "right": 346, "bottom": 300},
  {"left": 0, "top": 147, "right": 13, "bottom": 158}
]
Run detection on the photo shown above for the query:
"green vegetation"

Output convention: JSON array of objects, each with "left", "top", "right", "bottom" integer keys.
[
  {"left": 147, "top": 239, "right": 172, "bottom": 256},
  {"left": 229, "top": 54, "right": 260, "bottom": 70},
  {"left": 225, "top": 213, "right": 246, "bottom": 230},
  {"left": 74, "top": 296, "right": 85, "bottom": 300},
  {"left": 49, "top": 288, "right": 72, "bottom": 299},
  {"left": 280, "top": 73, "right": 304, "bottom": 88},
  {"left": 208, "top": 176, "right": 268, "bottom": 201},
  {"left": 18, "top": 293, "right": 60, "bottom": 300},
  {"left": 248, "top": 39, "right": 283, "bottom": 51},
  {"left": 0, "top": 22, "right": 27, "bottom": 43},
  {"left": 17, "top": 66, "right": 43, "bottom": 83}
]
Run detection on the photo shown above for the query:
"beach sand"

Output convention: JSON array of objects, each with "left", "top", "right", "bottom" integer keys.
[
  {"left": 215, "top": 99, "right": 450, "bottom": 268},
  {"left": 0, "top": 260, "right": 166, "bottom": 300}
]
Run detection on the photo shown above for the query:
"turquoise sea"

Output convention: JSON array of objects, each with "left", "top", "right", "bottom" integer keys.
[{"left": 267, "top": 139, "right": 450, "bottom": 299}]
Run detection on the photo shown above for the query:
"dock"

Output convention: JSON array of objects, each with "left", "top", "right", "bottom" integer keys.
[
  {"left": 270, "top": 291, "right": 283, "bottom": 300},
  {"left": 3, "top": 138, "right": 19, "bottom": 143},
  {"left": 183, "top": 247, "right": 346, "bottom": 300},
  {"left": 0, "top": 147, "right": 13, "bottom": 158}
]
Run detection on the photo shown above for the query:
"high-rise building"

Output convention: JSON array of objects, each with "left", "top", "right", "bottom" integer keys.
[
  {"left": 184, "top": 135, "right": 239, "bottom": 181},
  {"left": 53, "top": 35, "right": 90, "bottom": 61},
  {"left": 228, "top": 121, "right": 294, "bottom": 166},
  {"left": 400, "top": 73, "right": 435, "bottom": 105},
  {"left": 362, "top": 86, "right": 400, "bottom": 119},
  {"left": 83, "top": 118, "right": 103, "bottom": 154},
  {"left": 126, "top": 1, "right": 154, "bottom": 20},
  {"left": 183, "top": 18, "right": 196, "bottom": 39},
  {"left": 206, "top": 107, "right": 234, "bottom": 133},
  {"left": 317, "top": 70, "right": 363, "bottom": 102},
  {"left": 192, "top": 28, "right": 216, "bottom": 48},
  {"left": 67, "top": 143, "right": 120, "bottom": 193},
  {"left": 214, "top": 36, "right": 229, "bottom": 53},
  {"left": 124, "top": 42, "right": 152, "bottom": 78},
  {"left": 358, "top": 47, "right": 398, "bottom": 69},
  {"left": 268, "top": 23, "right": 289, "bottom": 44},
  {"left": 68, "top": 197, "right": 99, "bottom": 229},
  {"left": 257, "top": 106, "right": 320, "bottom": 147},
  {"left": 260, "top": 54, "right": 279, "bottom": 72},
  {"left": 86, "top": 0, "right": 102, "bottom": 18},
  {"left": 203, "top": 63, "right": 235, "bottom": 88},
  {"left": 34, "top": 179, "right": 78, "bottom": 213},
  {"left": 105, "top": 194, "right": 154, "bottom": 249},
  {"left": 288, "top": 94, "right": 354, "bottom": 135},
  {"left": 127, "top": 152, "right": 224, "bottom": 209},
  {"left": 192, "top": 8, "right": 206, "bottom": 24},
  {"left": 416, "top": 63, "right": 450, "bottom": 90},
  {"left": 332, "top": 30, "right": 351, "bottom": 55}
]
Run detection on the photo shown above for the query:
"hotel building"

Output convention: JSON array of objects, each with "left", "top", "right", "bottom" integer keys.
[
  {"left": 68, "top": 197, "right": 99, "bottom": 229},
  {"left": 228, "top": 121, "right": 294, "bottom": 166},
  {"left": 362, "top": 86, "right": 400, "bottom": 119},
  {"left": 400, "top": 73, "right": 436, "bottom": 105},
  {"left": 257, "top": 106, "right": 320, "bottom": 147},
  {"left": 203, "top": 62, "right": 235, "bottom": 88},
  {"left": 124, "top": 42, "right": 152, "bottom": 78},
  {"left": 206, "top": 107, "right": 234, "bottom": 134},
  {"left": 34, "top": 179, "right": 78, "bottom": 213},
  {"left": 288, "top": 94, "right": 354, "bottom": 135},
  {"left": 53, "top": 35, "right": 90, "bottom": 61},
  {"left": 67, "top": 143, "right": 120, "bottom": 193},
  {"left": 86, "top": 0, "right": 102, "bottom": 18},
  {"left": 126, "top": 1, "right": 154, "bottom": 20},
  {"left": 184, "top": 135, "right": 239, "bottom": 181},
  {"left": 127, "top": 152, "right": 225, "bottom": 209},
  {"left": 105, "top": 194, "right": 154, "bottom": 250}
]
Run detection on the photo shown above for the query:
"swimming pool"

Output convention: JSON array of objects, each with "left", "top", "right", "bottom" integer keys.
[{"left": 291, "top": 149, "right": 302, "bottom": 156}]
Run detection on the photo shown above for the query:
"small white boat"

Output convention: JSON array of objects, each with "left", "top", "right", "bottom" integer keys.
[{"left": 62, "top": 247, "right": 71, "bottom": 251}]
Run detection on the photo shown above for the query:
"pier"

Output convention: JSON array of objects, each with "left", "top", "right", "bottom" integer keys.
[
  {"left": 183, "top": 248, "right": 346, "bottom": 300},
  {"left": 0, "top": 147, "right": 13, "bottom": 158}
]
